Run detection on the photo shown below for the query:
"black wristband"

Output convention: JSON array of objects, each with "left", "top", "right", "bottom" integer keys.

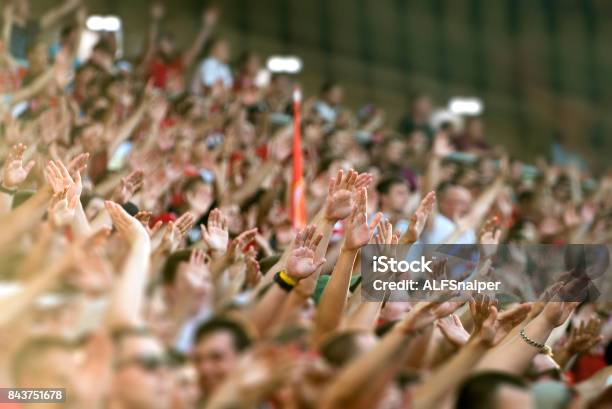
[{"left": 273, "top": 272, "right": 294, "bottom": 292}]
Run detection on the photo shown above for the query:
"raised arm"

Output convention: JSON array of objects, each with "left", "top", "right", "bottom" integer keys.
[
  {"left": 248, "top": 225, "right": 325, "bottom": 336},
  {"left": 138, "top": 2, "right": 163, "bottom": 74},
  {"left": 320, "top": 301, "right": 460, "bottom": 409},
  {"left": 104, "top": 201, "right": 151, "bottom": 329},
  {"left": 313, "top": 187, "right": 381, "bottom": 344},
  {"left": 40, "top": 0, "right": 81, "bottom": 30},
  {"left": 182, "top": 7, "right": 218, "bottom": 69},
  {"left": 476, "top": 298, "right": 577, "bottom": 374},
  {"left": 421, "top": 132, "right": 453, "bottom": 195}
]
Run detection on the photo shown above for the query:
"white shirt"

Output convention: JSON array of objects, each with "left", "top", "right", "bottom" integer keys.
[
  {"left": 192, "top": 57, "right": 233, "bottom": 93},
  {"left": 420, "top": 213, "right": 476, "bottom": 245}
]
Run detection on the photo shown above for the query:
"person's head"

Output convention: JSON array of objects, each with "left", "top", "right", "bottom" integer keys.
[
  {"left": 438, "top": 183, "right": 472, "bottom": 221},
  {"left": 319, "top": 330, "right": 377, "bottom": 368},
  {"left": 90, "top": 41, "right": 114, "bottom": 71},
  {"left": 465, "top": 116, "right": 484, "bottom": 140},
  {"left": 209, "top": 38, "right": 230, "bottom": 63},
  {"left": 411, "top": 93, "right": 432, "bottom": 122},
  {"left": 60, "top": 24, "right": 79, "bottom": 49},
  {"left": 157, "top": 32, "right": 177, "bottom": 58},
  {"left": 377, "top": 176, "right": 409, "bottom": 214},
  {"left": 112, "top": 328, "right": 172, "bottom": 409},
  {"left": 456, "top": 371, "right": 532, "bottom": 409},
  {"left": 238, "top": 51, "right": 261, "bottom": 76},
  {"left": 321, "top": 81, "right": 344, "bottom": 106},
  {"left": 162, "top": 249, "right": 213, "bottom": 312},
  {"left": 191, "top": 317, "right": 251, "bottom": 394},
  {"left": 382, "top": 136, "right": 408, "bottom": 165}
]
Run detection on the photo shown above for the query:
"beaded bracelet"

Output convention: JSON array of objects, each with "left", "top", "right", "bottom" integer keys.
[{"left": 520, "top": 328, "right": 553, "bottom": 356}]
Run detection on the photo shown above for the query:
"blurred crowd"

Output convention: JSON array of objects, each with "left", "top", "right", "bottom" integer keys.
[{"left": 1, "top": 1, "right": 611, "bottom": 408}]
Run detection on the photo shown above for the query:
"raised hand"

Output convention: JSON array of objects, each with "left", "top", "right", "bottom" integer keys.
[
  {"left": 398, "top": 301, "right": 462, "bottom": 333},
  {"left": 159, "top": 212, "right": 195, "bottom": 252},
  {"left": 244, "top": 247, "right": 262, "bottom": 288},
  {"left": 176, "top": 249, "right": 212, "bottom": 301},
  {"left": 67, "top": 152, "right": 89, "bottom": 180},
  {"left": 437, "top": 314, "right": 470, "bottom": 347},
  {"left": 286, "top": 225, "right": 325, "bottom": 281},
  {"left": 542, "top": 300, "right": 579, "bottom": 328},
  {"left": 202, "top": 6, "right": 219, "bottom": 27},
  {"left": 402, "top": 191, "right": 436, "bottom": 244},
  {"left": 227, "top": 228, "right": 258, "bottom": 261},
  {"left": 105, "top": 201, "right": 149, "bottom": 243},
  {"left": 2, "top": 143, "right": 35, "bottom": 188},
  {"left": 432, "top": 132, "right": 453, "bottom": 158},
  {"left": 343, "top": 188, "right": 382, "bottom": 251},
  {"left": 565, "top": 317, "right": 603, "bottom": 355},
  {"left": 48, "top": 186, "right": 78, "bottom": 227},
  {"left": 200, "top": 208, "right": 229, "bottom": 253},
  {"left": 325, "top": 169, "right": 359, "bottom": 221},
  {"left": 479, "top": 216, "right": 502, "bottom": 245},
  {"left": 150, "top": 1, "right": 165, "bottom": 20},
  {"left": 46, "top": 159, "right": 83, "bottom": 204},
  {"left": 493, "top": 303, "right": 531, "bottom": 344},
  {"left": 112, "top": 170, "right": 144, "bottom": 203},
  {"left": 134, "top": 211, "right": 163, "bottom": 237},
  {"left": 473, "top": 305, "right": 498, "bottom": 347},
  {"left": 469, "top": 294, "right": 497, "bottom": 334}
]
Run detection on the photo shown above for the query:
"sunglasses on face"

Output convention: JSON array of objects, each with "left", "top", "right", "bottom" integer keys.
[{"left": 116, "top": 354, "right": 170, "bottom": 372}]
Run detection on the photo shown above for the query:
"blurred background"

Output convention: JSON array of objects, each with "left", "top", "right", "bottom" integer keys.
[{"left": 31, "top": 0, "right": 612, "bottom": 170}]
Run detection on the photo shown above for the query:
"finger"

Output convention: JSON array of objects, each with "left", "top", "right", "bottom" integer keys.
[
  {"left": 369, "top": 212, "right": 383, "bottom": 230},
  {"left": 334, "top": 169, "right": 343, "bottom": 190},
  {"left": 310, "top": 232, "right": 323, "bottom": 250},
  {"left": 24, "top": 160, "right": 35, "bottom": 173}
]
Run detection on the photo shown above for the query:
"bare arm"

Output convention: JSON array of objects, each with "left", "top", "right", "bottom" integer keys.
[
  {"left": 182, "top": 7, "right": 218, "bottom": 68},
  {"left": 248, "top": 225, "right": 324, "bottom": 336},
  {"left": 104, "top": 201, "right": 151, "bottom": 329},
  {"left": 40, "top": 0, "right": 81, "bottom": 30},
  {"left": 313, "top": 187, "right": 381, "bottom": 344}
]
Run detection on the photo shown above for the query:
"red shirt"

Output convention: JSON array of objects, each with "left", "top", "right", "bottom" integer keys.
[{"left": 149, "top": 56, "right": 183, "bottom": 89}]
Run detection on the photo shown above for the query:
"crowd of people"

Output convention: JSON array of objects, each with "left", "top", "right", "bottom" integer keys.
[{"left": 1, "top": 1, "right": 611, "bottom": 408}]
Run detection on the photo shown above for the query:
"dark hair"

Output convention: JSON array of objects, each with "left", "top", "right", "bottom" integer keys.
[
  {"left": 320, "top": 80, "right": 339, "bottom": 94},
  {"left": 161, "top": 249, "right": 193, "bottom": 285},
  {"left": 93, "top": 40, "right": 114, "bottom": 56},
  {"left": 376, "top": 176, "right": 405, "bottom": 195},
  {"left": 194, "top": 317, "right": 251, "bottom": 352},
  {"left": 319, "top": 330, "right": 368, "bottom": 368},
  {"left": 11, "top": 337, "right": 76, "bottom": 384},
  {"left": 60, "top": 24, "right": 77, "bottom": 40},
  {"left": 455, "top": 371, "right": 528, "bottom": 409}
]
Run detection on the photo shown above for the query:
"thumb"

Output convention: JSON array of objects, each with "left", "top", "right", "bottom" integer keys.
[{"left": 315, "top": 258, "right": 327, "bottom": 269}]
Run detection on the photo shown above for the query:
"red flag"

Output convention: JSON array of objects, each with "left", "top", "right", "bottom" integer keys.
[{"left": 290, "top": 87, "right": 306, "bottom": 228}]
